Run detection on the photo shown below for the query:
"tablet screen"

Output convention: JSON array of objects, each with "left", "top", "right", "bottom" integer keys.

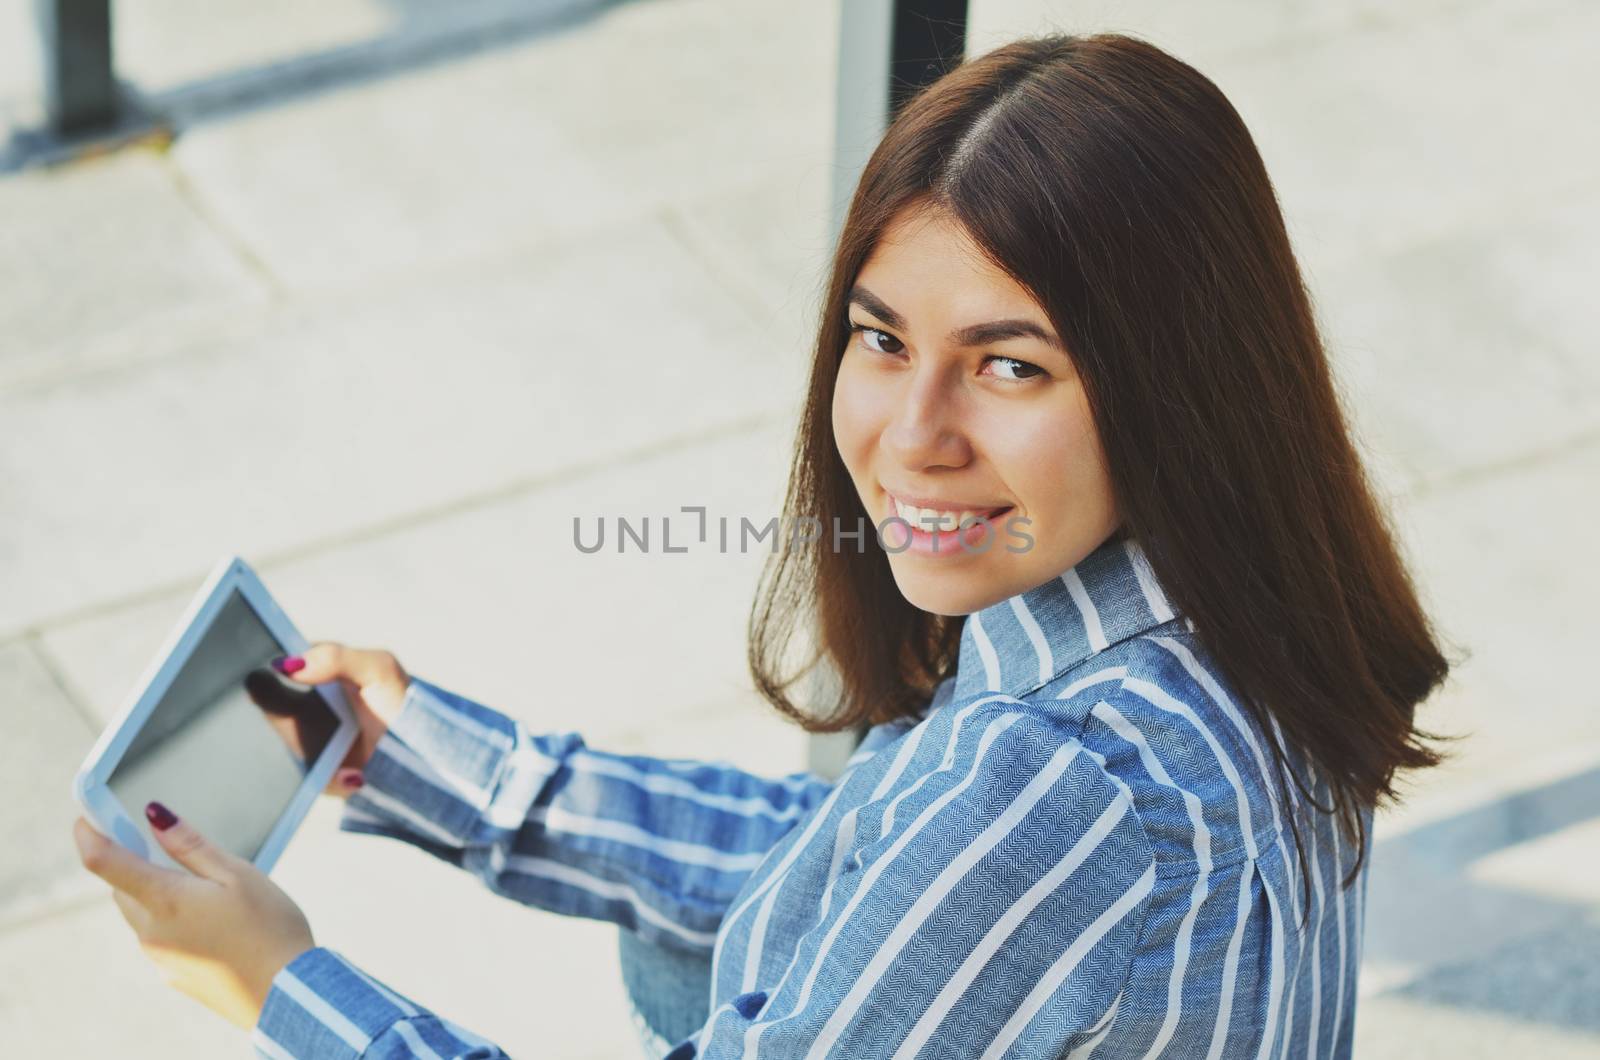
[{"left": 106, "top": 589, "right": 338, "bottom": 861}]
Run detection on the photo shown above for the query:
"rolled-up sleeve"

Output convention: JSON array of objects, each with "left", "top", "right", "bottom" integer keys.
[
  {"left": 337, "top": 677, "right": 837, "bottom": 953},
  {"left": 254, "top": 947, "right": 507, "bottom": 1059}
]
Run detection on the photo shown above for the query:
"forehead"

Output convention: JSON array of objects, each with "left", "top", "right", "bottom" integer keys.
[{"left": 856, "top": 204, "right": 1043, "bottom": 318}]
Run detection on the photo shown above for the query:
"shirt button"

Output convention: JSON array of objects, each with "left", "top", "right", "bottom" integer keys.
[{"left": 733, "top": 990, "right": 769, "bottom": 1019}]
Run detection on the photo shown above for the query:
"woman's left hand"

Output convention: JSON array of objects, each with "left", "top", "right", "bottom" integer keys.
[{"left": 72, "top": 803, "right": 315, "bottom": 1029}]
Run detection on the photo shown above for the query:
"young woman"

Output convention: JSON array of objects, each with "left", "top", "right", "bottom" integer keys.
[{"left": 73, "top": 31, "right": 1451, "bottom": 1059}]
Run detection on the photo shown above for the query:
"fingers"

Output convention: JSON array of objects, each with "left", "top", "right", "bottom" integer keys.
[
  {"left": 142, "top": 802, "right": 240, "bottom": 882},
  {"left": 74, "top": 816, "right": 176, "bottom": 907},
  {"left": 325, "top": 767, "right": 366, "bottom": 799},
  {"left": 111, "top": 888, "right": 151, "bottom": 934},
  {"left": 280, "top": 643, "right": 406, "bottom": 694},
  {"left": 244, "top": 668, "right": 319, "bottom": 718},
  {"left": 245, "top": 667, "right": 339, "bottom": 762}
]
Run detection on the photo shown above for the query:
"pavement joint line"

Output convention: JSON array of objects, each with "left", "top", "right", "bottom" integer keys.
[
  {"left": 19, "top": 631, "right": 100, "bottom": 736},
  {"left": 1181, "top": 0, "right": 1491, "bottom": 76},
  {"left": 0, "top": 184, "right": 796, "bottom": 402},
  {"left": 0, "top": 875, "right": 106, "bottom": 936},
  {"left": 1299, "top": 158, "right": 1600, "bottom": 282},
  {"left": 0, "top": 409, "right": 784, "bottom": 643},
  {"left": 1402, "top": 423, "right": 1600, "bottom": 501},
  {"left": 227, "top": 162, "right": 829, "bottom": 314},
  {"left": 655, "top": 202, "right": 790, "bottom": 332},
  {"left": 159, "top": 192, "right": 727, "bottom": 324},
  {"left": 1210, "top": 0, "right": 1591, "bottom": 86},
  {"left": 0, "top": 316, "right": 250, "bottom": 398},
  {"left": 0, "top": 210, "right": 662, "bottom": 401},
  {"left": 160, "top": 150, "right": 287, "bottom": 302}
]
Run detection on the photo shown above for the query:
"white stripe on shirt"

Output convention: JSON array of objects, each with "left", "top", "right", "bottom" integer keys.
[
  {"left": 892, "top": 780, "right": 1131, "bottom": 1059},
  {"left": 572, "top": 750, "right": 817, "bottom": 821},
  {"left": 721, "top": 712, "right": 938, "bottom": 993},
  {"left": 1125, "top": 538, "right": 1176, "bottom": 623},
  {"left": 502, "top": 854, "right": 719, "bottom": 949},
  {"left": 1066, "top": 991, "right": 1123, "bottom": 1059},
  {"left": 1205, "top": 861, "right": 1258, "bottom": 1060},
  {"left": 1058, "top": 665, "right": 1127, "bottom": 700},
  {"left": 527, "top": 804, "right": 771, "bottom": 872},
  {"left": 277, "top": 971, "right": 373, "bottom": 1052},
  {"left": 1254, "top": 870, "right": 1288, "bottom": 1060},
  {"left": 1150, "top": 637, "right": 1301, "bottom": 922},
  {"left": 1091, "top": 701, "right": 1213, "bottom": 1060},
  {"left": 1062, "top": 569, "right": 1109, "bottom": 651},
  {"left": 1010, "top": 595, "right": 1055, "bottom": 686},
  {"left": 832, "top": 742, "right": 1093, "bottom": 1054},
  {"left": 982, "top": 863, "right": 1158, "bottom": 1060},
  {"left": 755, "top": 711, "right": 1027, "bottom": 1058},
  {"left": 1329, "top": 779, "right": 1351, "bottom": 1060},
  {"left": 971, "top": 611, "right": 1003, "bottom": 690}
]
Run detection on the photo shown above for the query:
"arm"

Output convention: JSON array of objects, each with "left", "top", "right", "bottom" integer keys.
[
  {"left": 251, "top": 705, "right": 1148, "bottom": 1059},
  {"left": 70, "top": 800, "right": 514, "bottom": 1059},
  {"left": 339, "top": 676, "right": 839, "bottom": 953},
  {"left": 254, "top": 947, "right": 507, "bottom": 1059}
]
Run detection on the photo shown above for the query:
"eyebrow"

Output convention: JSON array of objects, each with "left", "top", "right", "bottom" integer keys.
[{"left": 847, "top": 285, "right": 1064, "bottom": 351}]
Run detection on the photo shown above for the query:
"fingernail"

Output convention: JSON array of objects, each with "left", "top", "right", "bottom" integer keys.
[
  {"left": 145, "top": 801, "right": 178, "bottom": 831},
  {"left": 272, "top": 655, "right": 306, "bottom": 675},
  {"left": 340, "top": 770, "right": 364, "bottom": 791}
]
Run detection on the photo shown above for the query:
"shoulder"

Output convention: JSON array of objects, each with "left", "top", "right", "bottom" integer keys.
[
  {"left": 839, "top": 695, "right": 1162, "bottom": 963},
  {"left": 724, "top": 698, "right": 1165, "bottom": 1056},
  {"left": 876, "top": 695, "right": 1161, "bottom": 897},
  {"left": 1041, "top": 624, "right": 1288, "bottom": 875},
  {"left": 853, "top": 675, "right": 956, "bottom": 759}
]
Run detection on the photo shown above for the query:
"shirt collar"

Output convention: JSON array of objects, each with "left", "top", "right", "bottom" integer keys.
[{"left": 952, "top": 534, "right": 1181, "bottom": 701}]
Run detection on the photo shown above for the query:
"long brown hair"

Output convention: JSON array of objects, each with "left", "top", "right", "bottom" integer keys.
[{"left": 747, "top": 32, "right": 1456, "bottom": 903}]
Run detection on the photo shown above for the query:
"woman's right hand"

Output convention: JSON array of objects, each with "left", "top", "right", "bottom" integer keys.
[{"left": 249, "top": 643, "right": 410, "bottom": 797}]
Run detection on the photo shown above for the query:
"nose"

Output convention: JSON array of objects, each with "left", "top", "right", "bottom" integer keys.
[{"left": 880, "top": 366, "right": 972, "bottom": 471}]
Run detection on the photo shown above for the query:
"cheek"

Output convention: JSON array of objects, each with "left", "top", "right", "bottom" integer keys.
[
  {"left": 998, "top": 399, "right": 1113, "bottom": 519},
  {"left": 831, "top": 356, "right": 883, "bottom": 475}
]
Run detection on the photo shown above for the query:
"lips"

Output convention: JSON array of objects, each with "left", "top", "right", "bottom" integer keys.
[{"left": 886, "top": 491, "right": 1013, "bottom": 533}]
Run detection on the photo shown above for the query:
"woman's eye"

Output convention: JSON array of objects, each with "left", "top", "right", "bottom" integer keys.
[
  {"left": 847, "top": 325, "right": 1044, "bottom": 382},
  {"left": 983, "top": 355, "right": 1046, "bottom": 382},
  {"left": 850, "top": 324, "right": 904, "bottom": 356}
]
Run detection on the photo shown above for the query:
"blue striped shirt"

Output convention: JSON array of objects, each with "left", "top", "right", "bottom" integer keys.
[{"left": 254, "top": 536, "right": 1370, "bottom": 1058}]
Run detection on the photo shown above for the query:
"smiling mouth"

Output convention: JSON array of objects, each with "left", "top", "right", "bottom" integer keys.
[{"left": 885, "top": 493, "right": 1014, "bottom": 533}]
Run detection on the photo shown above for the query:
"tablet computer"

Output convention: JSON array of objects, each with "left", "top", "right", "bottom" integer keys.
[{"left": 72, "top": 555, "right": 358, "bottom": 874}]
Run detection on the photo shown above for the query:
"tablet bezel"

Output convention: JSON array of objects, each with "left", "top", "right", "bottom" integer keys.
[{"left": 72, "top": 554, "right": 358, "bottom": 874}]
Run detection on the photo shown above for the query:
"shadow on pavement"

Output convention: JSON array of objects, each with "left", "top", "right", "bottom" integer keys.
[{"left": 2, "top": 0, "right": 630, "bottom": 172}]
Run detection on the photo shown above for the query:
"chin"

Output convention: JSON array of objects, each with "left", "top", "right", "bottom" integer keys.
[{"left": 886, "top": 561, "right": 1008, "bottom": 617}]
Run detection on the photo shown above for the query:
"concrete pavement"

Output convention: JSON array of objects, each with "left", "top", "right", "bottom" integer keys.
[{"left": 2, "top": 0, "right": 1596, "bottom": 1055}]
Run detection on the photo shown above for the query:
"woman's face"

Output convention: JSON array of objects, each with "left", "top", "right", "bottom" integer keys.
[{"left": 832, "top": 203, "right": 1120, "bottom": 616}]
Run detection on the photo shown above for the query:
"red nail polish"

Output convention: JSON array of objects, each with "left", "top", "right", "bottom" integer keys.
[
  {"left": 145, "top": 801, "right": 178, "bottom": 831},
  {"left": 272, "top": 655, "right": 306, "bottom": 675},
  {"left": 342, "top": 772, "right": 365, "bottom": 790}
]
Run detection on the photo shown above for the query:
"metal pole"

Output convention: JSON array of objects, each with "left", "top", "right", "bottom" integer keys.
[
  {"left": 809, "top": 0, "right": 967, "bottom": 779},
  {"left": 830, "top": 0, "right": 967, "bottom": 245},
  {"left": 35, "top": 0, "right": 119, "bottom": 135},
  {"left": 887, "top": 0, "right": 968, "bottom": 120}
]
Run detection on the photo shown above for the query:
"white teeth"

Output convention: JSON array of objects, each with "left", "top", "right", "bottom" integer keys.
[{"left": 891, "top": 497, "right": 1000, "bottom": 532}]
